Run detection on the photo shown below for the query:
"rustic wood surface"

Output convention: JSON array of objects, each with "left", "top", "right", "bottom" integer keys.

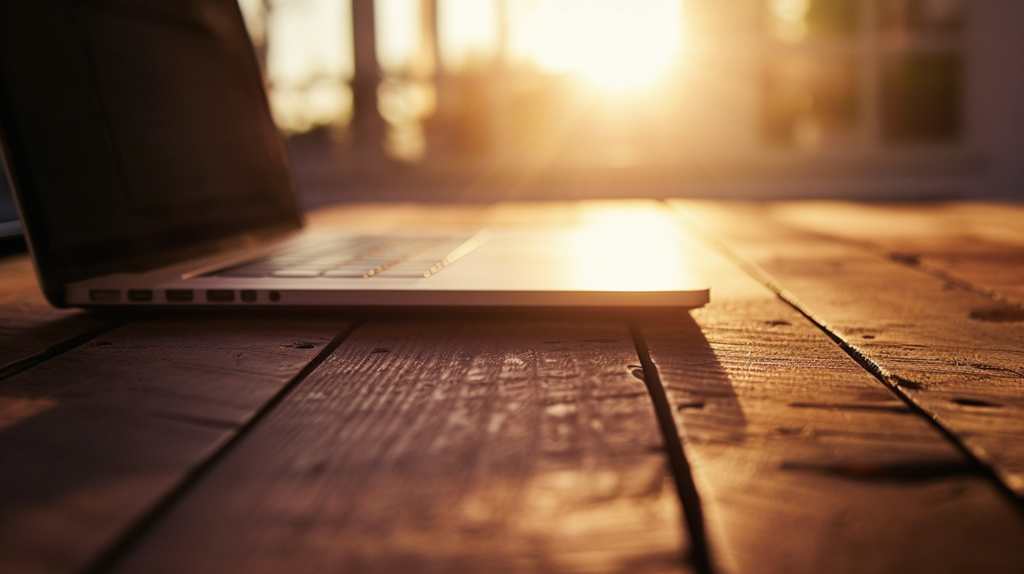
[
  {"left": 643, "top": 220, "right": 1024, "bottom": 574},
  {"left": 674, "top": 200, "right": 1024, "bottom": 497},
  {"left": 0, "top": 318, "right": 342, "bottom": 574},
  {"left": 0, "top": 200, "right": 1023, "bottom": 574},
  {"left": 111, "top": 320, "right": 690, "bottom": 574},
  {"left": 0, "top": 255, "right": 113, "bottom": 381},
  {"left": 769, "top": 201, "right": 1024, "bottom": 306}
]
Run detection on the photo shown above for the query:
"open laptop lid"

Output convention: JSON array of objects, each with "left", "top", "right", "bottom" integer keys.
[{"left": 0, "top": 0, "right": 302, "bottom": 306}]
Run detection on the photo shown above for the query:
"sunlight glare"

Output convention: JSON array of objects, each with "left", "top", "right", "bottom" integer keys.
[
  {"left": 263, "top": 0, "right": 354, "bottom": 132},
  {"left": 572, "top": 210, "right": 683, "bottom": 291},
  {"left": 438, "top": 0, "right": 501, "bottom": 72},
  {"left": 377, "top": 0, "right": 437, "bottom": 76},
  {"left": 509, "top": 0, "right": 682, "bottom": 90}
]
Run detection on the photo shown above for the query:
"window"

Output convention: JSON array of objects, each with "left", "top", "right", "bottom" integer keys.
[{"left": 762, "top": 0, "right": 965, "bottom": 149}]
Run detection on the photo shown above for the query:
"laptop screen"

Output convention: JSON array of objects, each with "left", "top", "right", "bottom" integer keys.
[{"left": 0, "top": 0, "right": 302, "bottom": 301}]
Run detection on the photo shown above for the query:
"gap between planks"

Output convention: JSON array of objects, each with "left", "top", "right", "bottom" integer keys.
[
  {"left": 766, "top": 201, "right": 1024, "bottom": 308},
  {"left": 104, "top": 319, "right": 695, "bottom": 574},
  {"left": 650, "top": 200, "right": 1024, "bottom": 574},
  {"left": 630, "top": 325, "right": 712, "bottom": 574},
  {"left": 682, "top": 211, "right": 1024, "bottom": 513},
  {"left": 0, "top": 318, "right": 349, "bottom": 574},
  {"left": 0, "top": 320, "right": 122, "bottom": 386},
  {"left": 0, "top": 255, "right": 119, "bottom": 379},
  {"left": 672, "top": 200, "right": 1024, "bottom": 506},
  {"left": 84, "top": 321, "right": 361, "bottom": 574}
]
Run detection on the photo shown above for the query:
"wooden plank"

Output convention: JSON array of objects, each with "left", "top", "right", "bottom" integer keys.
[
  {"left": 673, "top": 199, "right": 1024, "bottom": 498},
  {"left": 768, "top": 201, "right": 1024, "bottom": 306},
  {"left": 0, "top": 318, "right": 343, "bottom": 574},
  {"left": 635, "top": 215, "right": 1024, "bottom": 574},
  {"left": 109, "top": 320, "right": 692, "bottom": 574},
  {"left": 0, "top": 254, "right": 113, "bottom": 376}
]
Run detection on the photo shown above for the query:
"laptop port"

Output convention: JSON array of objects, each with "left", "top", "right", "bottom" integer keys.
[
  {"left": 240, "top": 290, "right": 258, "bottom": 302},
  {"left": 206, "top": 289, "right": 235, "bottom": 302},
  {"left": 89, "top": 289, "right": 120, "bottom": 303},
  {"left": 166, "top": 289, "right": 194, "bottom": 302},
  {"left": 127, "top": 289, "right": 153, "bottom": 302},
  {"left": 269, "top": 291, "right": 281, "bottom": 302}
]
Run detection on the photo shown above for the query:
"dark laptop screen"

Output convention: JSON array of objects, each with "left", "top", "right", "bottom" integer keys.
[{"left": 0, "top": 0, "right": 302, "bottom": 302}]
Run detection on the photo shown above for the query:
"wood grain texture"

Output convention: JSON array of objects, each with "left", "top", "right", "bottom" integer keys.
[
  {"left": 674, "top": 200, "right": 1024, "bottom": 498},
  {"left": 769, "top": 201, "right": 1024, "bottom": 305},
  {"left": 0, "top": 319, "right": 341, "bottom": 574},
  {"left": 6, "top": 199, "right": 1023, "bottom": 574},
  {"left": 0, "top": 254, "right": 112, "bottom": 375},
  {"left": 636, "top": 215, "right": 1024, "bottom": 574},
  {"left": 111, "top": 320, "right": 691, "bottom": 574}
]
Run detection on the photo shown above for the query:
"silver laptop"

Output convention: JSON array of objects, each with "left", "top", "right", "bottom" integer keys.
[{"left": 0, "top": 0, "right": 707, "bottom": 309}]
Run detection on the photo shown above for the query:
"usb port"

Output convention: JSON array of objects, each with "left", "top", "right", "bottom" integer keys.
[
  {"left": 127, "top": 289, "right": 153, "bottom": 302},
  {"left": 206, "top": 289, "right": 235, "bottom": 303},
  {"left": 89, "top": 289, "right": 120, "bottom": 303},
  {"left": 166, "top": 289, "right": 194, "bottom": 302},
  {"left": 240, "top": 290, "right": 258, "bottom": 302}
]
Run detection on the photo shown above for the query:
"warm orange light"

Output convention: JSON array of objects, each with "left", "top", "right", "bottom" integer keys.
[
  {"left": 768, "top": 0, "right": 811, "bottom": 43},
  {"left": 509, "top": 0, "right": 683, "bottom": 90},
  {"left": 572, "top": 209, "right": 684, "bottom": 291}
]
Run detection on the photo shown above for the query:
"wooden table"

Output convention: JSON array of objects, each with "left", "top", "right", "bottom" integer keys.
[{"left": 2, "top": 200, "right": 1024, "bottom": 574}]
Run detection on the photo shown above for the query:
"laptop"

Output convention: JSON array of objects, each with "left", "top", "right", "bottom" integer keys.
[{"left": 0, "top": 0, "right": 707, "bottom": 309}]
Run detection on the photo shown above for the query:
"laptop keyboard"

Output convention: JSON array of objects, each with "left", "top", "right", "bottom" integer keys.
[{"left": 207, "top": 231, "right": 489, "bottom": 279}]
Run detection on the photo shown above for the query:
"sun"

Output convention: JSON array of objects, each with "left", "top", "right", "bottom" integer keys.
[{"left": 510, "top": 0, "right": 683, "bottom": 90}]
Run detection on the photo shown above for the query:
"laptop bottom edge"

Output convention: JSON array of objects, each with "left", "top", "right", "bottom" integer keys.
[{"left": 67, "top": 286, "right": 709, "bottom": 309}]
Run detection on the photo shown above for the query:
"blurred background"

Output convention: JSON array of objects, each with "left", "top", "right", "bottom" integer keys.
[{"left": 243, "top": 0, "right": 1024, "bottom": 204}]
